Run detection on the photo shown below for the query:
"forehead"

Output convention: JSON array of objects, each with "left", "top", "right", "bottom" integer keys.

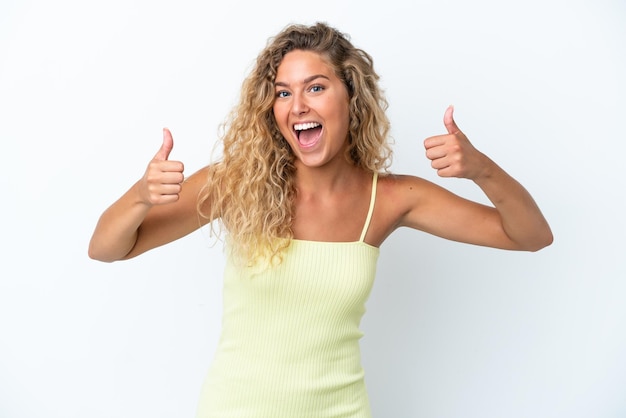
[{"left": 275, "top": 50, "right": 336, "bottom": 82}]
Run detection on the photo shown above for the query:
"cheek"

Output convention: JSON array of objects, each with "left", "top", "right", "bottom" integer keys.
[
  {"left": 337, "top": 100, "right": 351, "bottom": 131},
  {"left": 332, "top": 91, "right": 350, "bottom": 118},
  {"left": 272, "top": 104, "right": 287, "bottom": 125},
  {"left": 272, "top": 106, "right": 287, "bottom": 128},
  {"left": 272, "top": 110, "right": 293, "bottom": 141}
]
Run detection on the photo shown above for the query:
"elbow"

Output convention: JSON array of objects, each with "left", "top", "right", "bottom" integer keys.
[
  {"left": 87, "top": 241, "right": 121, "bottom": 263},
  {"left": 525, "top": 228, "right": 554, "bottom": 252},
  {"left": 540, "top": 232, "right": 554, "bottom": 251},
  {"left": 87, "top": 241, "right": 100, "bottom": 261},
  {"left": 537, "top": 224, "right": 554, "bottom": 250},
  {"left": 87, "top": 246, "right": 112, "bottom": 263}
]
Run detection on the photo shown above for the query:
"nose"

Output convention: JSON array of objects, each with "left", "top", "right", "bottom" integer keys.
[{"left": 291, "top": 92, "right": 309, "bottom": 116}]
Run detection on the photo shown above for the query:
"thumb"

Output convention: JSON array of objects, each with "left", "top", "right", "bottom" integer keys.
[
  {"left": 443, "top": 105, "right": 460, "bottom": 134},
  {"left": 154, "top": 128, "right": 174, "bottom": 161}
]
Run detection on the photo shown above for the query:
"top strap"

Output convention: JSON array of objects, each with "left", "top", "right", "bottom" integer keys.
[{"left": 359, "top": 172, "right": 379, "bottom": 243}]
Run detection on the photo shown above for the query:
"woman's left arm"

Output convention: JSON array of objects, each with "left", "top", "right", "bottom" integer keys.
[{"left": 421, "top": 106, "right": 553, "bottom": 251}]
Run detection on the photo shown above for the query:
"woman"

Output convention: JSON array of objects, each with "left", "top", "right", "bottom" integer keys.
[{"left": 89, "top": 22, "right": 552, "bottom": 418}]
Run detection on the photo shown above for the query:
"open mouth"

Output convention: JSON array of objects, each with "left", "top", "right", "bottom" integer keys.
[{"left": 294, "top": 122, "right": 323, "bottom": 147}]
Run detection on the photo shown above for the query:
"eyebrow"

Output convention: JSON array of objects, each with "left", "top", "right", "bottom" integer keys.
[{"left": 275, "top": 74, "right": 330, "bottom": 87}]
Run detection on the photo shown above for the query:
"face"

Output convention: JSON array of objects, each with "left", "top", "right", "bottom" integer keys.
[{"left": 273, "top": 50, "right": 351, "bottom": 169}]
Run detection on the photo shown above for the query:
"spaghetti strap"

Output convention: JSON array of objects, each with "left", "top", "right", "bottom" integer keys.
[{"left": 359, "top": 172, "right": 378, "bottom": 243}]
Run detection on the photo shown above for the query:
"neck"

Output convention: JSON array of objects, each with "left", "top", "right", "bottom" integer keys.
[{"left": 294, "top": 158, "right": 361, "bottom": 197}]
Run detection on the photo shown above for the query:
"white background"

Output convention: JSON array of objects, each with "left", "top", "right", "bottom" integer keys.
[{"left": 1, "top": 0, "right": 625, "bottom": 417}]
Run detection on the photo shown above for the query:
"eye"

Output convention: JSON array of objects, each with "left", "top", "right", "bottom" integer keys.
[
  {"left": 276, "top": 90, "right": 290, "bottom": 98},
  {"left": 309, "top": 84, "right": 324, "bottom": 93}
]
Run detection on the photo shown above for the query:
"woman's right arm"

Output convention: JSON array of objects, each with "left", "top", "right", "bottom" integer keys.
[{"left": 88, "top": 128, "right": 212, "bottom": 262}]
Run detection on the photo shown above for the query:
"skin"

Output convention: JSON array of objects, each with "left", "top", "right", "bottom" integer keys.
[{"left": 88, "top": 49, "right": 552, "bottom": 262}]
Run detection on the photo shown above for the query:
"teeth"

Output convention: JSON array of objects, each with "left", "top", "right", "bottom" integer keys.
[{"left": 294, "top": 122, "right": 321, "bottom": 131}]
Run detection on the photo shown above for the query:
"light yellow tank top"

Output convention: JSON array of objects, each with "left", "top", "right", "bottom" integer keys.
[{"left": 196, "top": 173, "right": 379, "bottom": 418}]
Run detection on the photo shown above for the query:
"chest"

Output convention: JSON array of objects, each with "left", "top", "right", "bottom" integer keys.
[{"left": 292, "top": 192, "right": 370, "bottom": 242}]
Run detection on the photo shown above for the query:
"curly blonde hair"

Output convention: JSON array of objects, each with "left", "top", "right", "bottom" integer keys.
[{"left": 198, "top": 22, "right": 392, "bottom": 263}]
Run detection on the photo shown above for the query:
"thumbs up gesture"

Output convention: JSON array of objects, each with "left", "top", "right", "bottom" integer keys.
[
  {"left": 424, "top": 106, "right": 487, "bottom": 180},
  {"left": 139, "top": 128, "right": 185, "bottom": 205}
]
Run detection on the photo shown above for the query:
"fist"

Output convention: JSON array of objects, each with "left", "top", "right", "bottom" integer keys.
[
  {"left": 424, "top": 106, "right": 486, "bottom": 180},
  {"left": 140, "top": 128, "right": 185, "bottom": 205}
]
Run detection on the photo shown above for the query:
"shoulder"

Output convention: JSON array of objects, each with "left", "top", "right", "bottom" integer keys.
[
  {"left": 187, "top": 164, "right": 220, "bottom": 211},
  {"left": 183, "top": 165, "right": 213, "bottom": 200},
  {"left": 366, "top": 173, "right": 440, "bottom": 244},
  {"left": 376, "top": 171, "right": 464, "bottom": 229},
  {"left": 186, "top": 164, "right": 213, "bottom": 186},
  {"left": 377, "top": 173, "right": 439, "bottom": 208}
]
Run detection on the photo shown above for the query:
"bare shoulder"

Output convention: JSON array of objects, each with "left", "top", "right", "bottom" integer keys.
[
  {"left": 185, "top": 164, "right": 213, "bottom": 184},
  {"left": 367, "top": 173, "right": 439, "bottom": 245},
  {"left": 377, "top": 173, "right": 440, "bottom": 210},
  {"left": 184, "top": 164, "right": 213, "bottom": 196},
  {"left": 372, "top": 172, "right": 473, "bottom": 242}
]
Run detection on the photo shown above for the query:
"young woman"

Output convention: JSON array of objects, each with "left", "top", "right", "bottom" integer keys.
[{"left": 89, "top": 22, "right": 552, "bottom": 418}]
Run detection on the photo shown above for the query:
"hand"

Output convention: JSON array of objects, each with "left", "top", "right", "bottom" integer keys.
[
  {"left": 139, "top": 128, "right": 185, "bottom": 205},
  {"left": 424, "top": 106, "right": 488, "bottom": 180}
]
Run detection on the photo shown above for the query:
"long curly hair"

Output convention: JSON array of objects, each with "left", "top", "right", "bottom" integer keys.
[{"left": 198, "top": 22, "right": 392, "bottom": 263}]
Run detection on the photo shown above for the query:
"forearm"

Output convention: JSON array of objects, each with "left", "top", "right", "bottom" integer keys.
[
  {"left": 474, "top": 157, "right": 553, "bottom": 251},
  {"left": 88, "top": 181, "right": 152, "bottom": 262}
]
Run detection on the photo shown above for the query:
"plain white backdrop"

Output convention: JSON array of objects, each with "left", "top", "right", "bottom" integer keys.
[{"left": 1, "top": 0, "right": 625, "bottom": 417}]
